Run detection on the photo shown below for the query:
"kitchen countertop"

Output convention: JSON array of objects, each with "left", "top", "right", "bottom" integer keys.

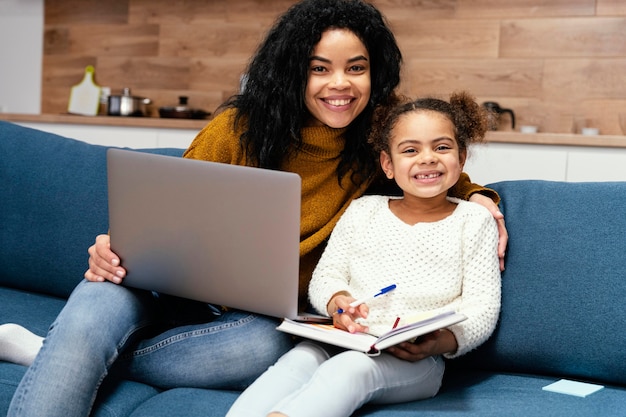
[
  {"left": 0, "top": 113, "right": 209, "bottom": 131},
  {"left": 484, "top": 131, "right": 626, "bottom": 148},
  {"left": 2, "top": 113, "right": 626, "bottom": 148}
]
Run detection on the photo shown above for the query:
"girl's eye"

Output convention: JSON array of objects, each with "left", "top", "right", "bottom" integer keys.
[
  {"left": 402, "top": 148, "right": 417, "bottom": 154},
  {"left": 436, "top": 145, "right": 452, "bottom": 151},
  {"left": 310, "top": 65, "right": 327, "bottom": 73}
]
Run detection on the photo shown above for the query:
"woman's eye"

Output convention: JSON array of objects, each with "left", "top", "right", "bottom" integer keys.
[
  {"left": 310, "top": 66, "right": 327, "bottom": 73},
  {"left": 349, "top": 65, "right": 366, "bottom": 72}
]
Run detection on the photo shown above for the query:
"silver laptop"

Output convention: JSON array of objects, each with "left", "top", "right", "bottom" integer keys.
[{"left": 106, "top": 148, "right": 301, "bottom": 319}]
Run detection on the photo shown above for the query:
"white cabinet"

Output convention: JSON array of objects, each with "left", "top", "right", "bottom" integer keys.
[
  {"left": 566, "top": 148, "right": 626, "bottom": 182},
  {"left": 464, "top": 143, "right": 568, "bottom": 184},
  {"left": 15, "top": 121, "right": 197, "bottom": 149},
  {"left": 464, "top": 142, "right": 626, "bottom": 184}
]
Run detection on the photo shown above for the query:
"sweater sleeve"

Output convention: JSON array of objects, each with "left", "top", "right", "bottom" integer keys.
[
  {"left": 445, "top": 204, "right": 501, "bottom": 358},
  {"left": 448, "top": 172, "right": 500, "bottom": 205},
  {"left": 182, "top": 109, "right": 248, "bottom": 165},
  {"left": 308, "top": 199, "right": 363, "bottom": 315}
]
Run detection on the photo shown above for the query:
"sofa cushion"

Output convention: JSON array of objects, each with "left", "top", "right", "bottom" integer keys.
[
  {"left": 0, "top": 121, "right": 183, "bottom": 298},
  {"left": 457, "top": 180, "right": 626, "bottom": 386},
  {"left": 0, "top": 362, "right": 160, "bottom": 417},
  {"left": 127, "top": 387, "right": 240, "bottom": 417},
  {"left": 0, "top": 287, "right": 66, "bottom": 337},
  {"left": 117, "top": 371, "right": 626, "bottom": 417},
  {"left": 92, "top": 379, "right": 160, "bottom": 417},
  {"left": 354, "top": 371, "right": 626, "bottom": 416}
]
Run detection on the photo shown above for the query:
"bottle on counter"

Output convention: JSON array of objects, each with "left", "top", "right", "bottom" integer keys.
[{"left": 99, "top": 86, "right": 111, "bottom": 116}]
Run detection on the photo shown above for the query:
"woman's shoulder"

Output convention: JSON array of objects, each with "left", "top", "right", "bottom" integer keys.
[
  {"left": 183, "top": 108, "right": 245, "bottom": 163},
  {"left": 201, "top": 108, "right": 239, "bottom": 135}
]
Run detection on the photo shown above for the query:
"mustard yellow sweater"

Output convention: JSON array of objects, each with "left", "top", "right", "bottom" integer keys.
[{"left": 183, "top": 108, "right": 494, "bottom": 307}]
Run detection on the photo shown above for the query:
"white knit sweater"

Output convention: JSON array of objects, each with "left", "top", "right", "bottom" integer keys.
[{"left": 309, "top": 195, "right": 501, "bottom": 358}]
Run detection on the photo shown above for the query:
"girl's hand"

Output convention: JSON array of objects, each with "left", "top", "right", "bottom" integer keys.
[
  {"left": 329, "top": 294, "right": 369, "bottom": 334},
  {"left": 386, "top": 329, "right": 458, "bottom": 362},
  {"left": 84, "top": 234, "right": 126, "bottom": 284}
]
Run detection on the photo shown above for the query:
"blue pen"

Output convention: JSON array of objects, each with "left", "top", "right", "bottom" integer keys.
[{"left": 337, "top": 284, "right": 396, "bottom": 314}]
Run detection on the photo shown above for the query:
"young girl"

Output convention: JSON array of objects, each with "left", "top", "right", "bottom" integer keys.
[
  {"left": 4, "top": 0, "right": 504, "bottom": 415},
  {"left": 226, "top": 91, "right": 502, "bottom": 417}
]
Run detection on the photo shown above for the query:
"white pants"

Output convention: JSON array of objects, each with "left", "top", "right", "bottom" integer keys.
[{"left": 226, "top": 341, "right": 445, "bottom": 417}]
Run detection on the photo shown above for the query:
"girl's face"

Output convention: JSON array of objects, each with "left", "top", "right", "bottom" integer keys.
[
  {"left": 380, "top": 110, "right": 466, "bottom": 200},
  {"left": 304, "top": 29, "right": 371, "bottom": 128}
]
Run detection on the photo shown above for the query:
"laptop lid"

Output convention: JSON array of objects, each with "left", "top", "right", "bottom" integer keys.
[{"left": 106, "top": 148, "right": 301, "bottom": 319}]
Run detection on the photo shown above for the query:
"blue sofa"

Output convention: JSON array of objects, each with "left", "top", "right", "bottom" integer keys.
[{"left": 1, "top": 120, "right": 626, "bottom": 416}]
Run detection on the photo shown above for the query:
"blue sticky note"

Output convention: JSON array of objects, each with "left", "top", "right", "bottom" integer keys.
[{"left": 542, "top": 379, "right": 604, "bottom": 398}]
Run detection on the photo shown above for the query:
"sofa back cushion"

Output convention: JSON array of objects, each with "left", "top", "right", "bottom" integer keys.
[
  {"left": 0, "top": 121, "right": 184, "bottom": 298},
  {"left": 455, "top": 180, "right": 626, "bottom": 386}
]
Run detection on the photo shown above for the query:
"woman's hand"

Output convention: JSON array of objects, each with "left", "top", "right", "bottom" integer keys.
[
  {"left": 386, "top": 329, "right": 458, "bottom": 362},
  {"left": 328, "top": 294, "right": 370, "bottom": 334},
  {"left": 84, "top": 234, "right": 126, "bottom": 284},
  {"left": 469, "top": 193, "right": 508, "bottom": 271}
]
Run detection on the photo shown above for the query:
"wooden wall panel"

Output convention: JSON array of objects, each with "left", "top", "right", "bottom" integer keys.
[
  {"left": 500, "top": 18, "right": 626, "bottom": 57},
  {"left": 96, "top": 57, "right": 191, "bottom": 91},
  {"left": 42, "top": 56, "right": 98, "bottom": 87},
  {"left": 597, "top": 0, "right": 626, "bottom": 16},
  {"left": 391, "top": 19, "right": 499, "bottom": 58},
  {"left": 40, "top": 0, "right": 626, "bottom": 135},
  {"left": 455, "top": 0, "right": 595, "bottom": 18},
  {"left": 159, "top": 22, "right": 265, "bottom": 58},
  {"left": 128, "top": 0, "right": 227, "bottom": 24},
  {"left": 190, "top": 57, "right": 248, "bottom": 94},
  {"left": 224, "top": 0, "right": 298, "bottom": 23},
  {"left": 404, "top": 58, "right": 544, "bottom": 97},
  {"left": 373, "top": 0, "right": 456, "bottom": 20},
  {"left": 45, "top": 0, "right": 129, "bottom": 25},
  {"left": 45, "top": 24, "right": 159, "bottom": 56},
  {"left": 543, "top": 59, "right": 626, "bottom": 99}
]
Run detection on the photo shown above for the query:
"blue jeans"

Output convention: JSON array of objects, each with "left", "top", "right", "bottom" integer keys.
[
  {"left": 226, "top": 341, "right": 445, "bottom": 417},
  {"left": 8, "top": 280, "right": 293, "bottom": 417}
]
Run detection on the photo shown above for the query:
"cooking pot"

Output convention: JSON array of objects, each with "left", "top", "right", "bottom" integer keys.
[
  {"left": 159, "top": 96, "right": 210, "bottom": 119},
  {"left": 108, "top": 88, "right": 151, "bottom": 117}
]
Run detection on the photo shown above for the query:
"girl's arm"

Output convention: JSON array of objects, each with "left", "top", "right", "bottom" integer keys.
[{"left": 308, "top": 200, "right": 371, "bottom": 334}]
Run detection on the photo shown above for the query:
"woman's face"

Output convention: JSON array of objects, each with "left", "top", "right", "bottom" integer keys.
[{"left": 304, "top": 29, "right": 371, "bottom": 128}]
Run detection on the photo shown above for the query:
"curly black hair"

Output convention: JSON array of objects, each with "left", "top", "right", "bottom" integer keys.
[
  {"left": 369, "top": 91, "right": 488, "bottom": 157},
  {"left": 222, "top": 0, "right": 402, "bottom": 185}
]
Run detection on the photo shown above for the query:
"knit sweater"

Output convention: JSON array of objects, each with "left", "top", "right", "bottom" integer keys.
[
  {"left": 308, "top": 195, "right": 501, "bottom": 358},
  {"left": 183, "top": 108, "right": 495, "bottom": 308}
]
